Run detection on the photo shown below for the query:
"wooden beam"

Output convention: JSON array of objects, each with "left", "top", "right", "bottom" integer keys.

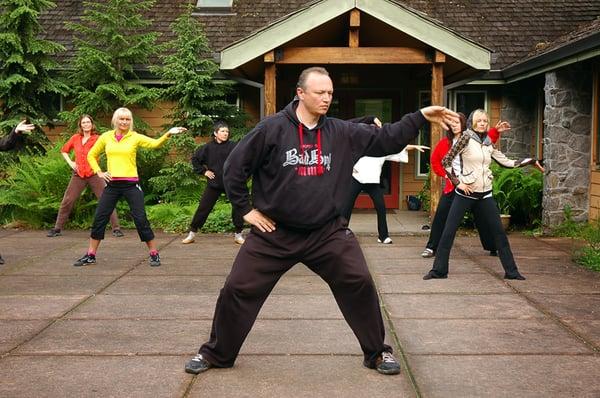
[
  {"left": 264, "top": 50, "right": 275, "bottom": 63},
  {"left": 349, "top": 8, "right": 360, "bottom": 27},
  {"left": 429, "top": 62, "right": 444, "bottom": 217},
  {"left": 264, "top": 63, "right": 276, "bottom": 116},
  {"left": 434, "top": 50, "right": 446, "bottom": 63},
  {"left": 277, "top": 47, "right": 431, "bottom": 64},
  {"left": 349, "top": 9, "right": 360, "bottom": 48}
]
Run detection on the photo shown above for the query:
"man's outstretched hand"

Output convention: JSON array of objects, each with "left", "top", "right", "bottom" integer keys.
[{"left": 420, "top": 106, "right": 459, "bottom": 131}]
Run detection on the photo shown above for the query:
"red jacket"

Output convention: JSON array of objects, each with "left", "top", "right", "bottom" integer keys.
[{"left": 431, "top": 128, "right": 499, "bottom": 195}]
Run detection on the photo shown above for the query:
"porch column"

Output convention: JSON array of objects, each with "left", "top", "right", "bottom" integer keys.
[
  {"left": 264, "top": 51, "right": 276, "bottom": 116},
  {"left": 429, "top": 51, "right": 445, "bottom": 217}
]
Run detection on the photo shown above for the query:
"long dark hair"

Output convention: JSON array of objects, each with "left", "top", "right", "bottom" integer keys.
[
  {"left": 77, "top": 114, "right": 98, "bottom": 135},
  {"left": 445, "top": 112, "right": 466, "bottom": 141}
]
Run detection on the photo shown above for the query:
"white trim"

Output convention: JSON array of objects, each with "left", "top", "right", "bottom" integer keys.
[
  {"left": 448, "top": 90, "right": 488, "bottom": 115},
  {"left": 416, "top": 90, "right": 431, "bottom": 178}
]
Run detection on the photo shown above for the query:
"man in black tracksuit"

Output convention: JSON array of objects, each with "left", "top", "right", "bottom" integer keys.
[
  {"left": 0, "top": 120, "right": 35, "bottom": 265},
  {"left": 184, "top": 66, "right": 458, "bottom": 376}
]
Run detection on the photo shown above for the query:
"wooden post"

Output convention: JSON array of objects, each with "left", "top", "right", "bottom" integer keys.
[
  {"left": 349, "top": 9, "right": 360, "bottom": 48},
  {"left": 429, "top": 52, "right": 444, "bottom": 217},
  {"left": 264, "top": 51, "right": 276, "bottom": 116}
]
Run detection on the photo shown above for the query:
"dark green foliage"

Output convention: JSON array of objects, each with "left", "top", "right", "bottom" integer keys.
[
  {"left": 59, "top": 0, "right": 160, "bottom": 131},
  {"left": 416, "top": 168, "right": 431, "bottom": 212},
  {"left": 491, "top": 163, "right": 543, "bottom": 226},
  {"left": 553, "top": 206, "right": 600, "bottom": 271},
  {"left": 0, "top": 0, "right": 68, "bottom": 141},
  {"left": 145, "top": 200, "right": 237, "bottom": 233},
  {"left": 150, "top": 3, "right": 244, "bottom": 136}
]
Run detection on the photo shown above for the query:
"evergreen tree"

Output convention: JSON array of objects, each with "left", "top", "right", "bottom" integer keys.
[
  {"left": 60, "top": 0, "right": 160, "bottom": 132},
  {"left": 151, "top": 3, "right": 241, "bottom": 137},
  {"left": 0, "top": 0, "right": 67, "bottom": 136}
]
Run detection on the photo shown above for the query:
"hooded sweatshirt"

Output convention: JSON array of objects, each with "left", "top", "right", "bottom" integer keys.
[
  {"left": 0, "top": 127, "right": 23, "bottom": 151},
  {"left": 223, "top": 98, "right": 427, "bottom": 230},
  {"left": 191, "top": 139, "right": 237, "bottom": 189}
]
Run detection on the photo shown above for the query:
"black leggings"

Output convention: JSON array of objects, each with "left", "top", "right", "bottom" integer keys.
[
  {"left": 430, "top": 195, "right": 520, "bottom": 277},
  {"left": 91, "top": 181, "right": 154, "bottom": 242},
  {"left": 426, "top": 191, "right": 496, "bottom": 252},
  {"left": 342, "top": 179, "right": 389, "bottom": 240},
  {"left": 189, "top": 185, "right": 244, "bottom": 233}
]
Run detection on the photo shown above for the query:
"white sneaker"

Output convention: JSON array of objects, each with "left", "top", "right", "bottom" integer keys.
[
  {"left": 377, "top": 237, "right": 393, "bottom": 244},
  {"left": 234, "top": 233, "right": 245, "bottom": 245},
  {"left": 182, "top": 231, "right": 195, "bottom": 244}
]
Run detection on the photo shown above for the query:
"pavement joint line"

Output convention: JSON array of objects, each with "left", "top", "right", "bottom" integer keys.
[
  {"left": 0, "top": 234, "right": 180, "bottom": 360},
  {"left": 456, "top": 239, "right": 600, "bottom": 354},
  {"left": 405, "top": 352, "right": 600, "bottom": 357}
]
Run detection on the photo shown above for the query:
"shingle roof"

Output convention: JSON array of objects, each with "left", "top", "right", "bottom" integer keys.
[{"left": 39, "top": 0, "right": 600, "bottom": 71}]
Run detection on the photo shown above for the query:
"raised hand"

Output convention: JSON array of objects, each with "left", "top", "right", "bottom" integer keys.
[
  {"left": 420, "top": 106, "right": 459, "bottom": 131},
  {"left": 495, "top": 120, "right": 511, "bottom": 133},
  {"left": 15, "top": 120, "right": 35, "bottom": 134},
  {"left": 167, "top": 127, "right": 187, "bottom": 136}
]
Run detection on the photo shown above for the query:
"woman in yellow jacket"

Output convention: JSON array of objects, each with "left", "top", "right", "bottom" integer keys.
[{"left": 73, "top": 107, "right": 186, "bottom": 267}]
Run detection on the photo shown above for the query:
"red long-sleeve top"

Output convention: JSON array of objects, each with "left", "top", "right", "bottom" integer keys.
[{"left": 431, "top": 128, "right": 499, "bottom": 195}]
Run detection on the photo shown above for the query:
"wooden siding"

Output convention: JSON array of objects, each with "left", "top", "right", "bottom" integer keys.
[
  {"left": 400, "top": 150, "right": 426, "bottom": 210},
  {"left": 591, "top": 170, "right": 600, "bottom": 221}
]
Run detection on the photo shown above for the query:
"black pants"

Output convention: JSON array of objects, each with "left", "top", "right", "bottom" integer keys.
[
  {"left": 198, "top": 217, "right": 391, "bottom": 367},
  {"left": 430, "top": 195, "right": 520, "bottom": 277},
  {"left": 342, "top": 179, "right": 389, "bottom": 240},
  {"left": 91, "top": 181, "right": 154, "bottom": 242},
  {"left": 426, "top": 191, "right": 496, "bottom": 252},
  {"left": 190, "top": 185, "right": 244, "bottom": 233}
]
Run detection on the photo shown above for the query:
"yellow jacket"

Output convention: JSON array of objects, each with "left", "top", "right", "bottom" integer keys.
[{"left": 87, "top": 130, "right": 170, "bottom": 178}]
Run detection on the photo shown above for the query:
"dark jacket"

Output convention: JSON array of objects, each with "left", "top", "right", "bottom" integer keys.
[
  {"left": 191, "top": 139, "right": 237, "bottom": 190},
  {"left": 0, "top": 127, "right": 22, "bottom": 151},
  {"left": 223, "top": 98, "right": 427, "bottom": 230}
]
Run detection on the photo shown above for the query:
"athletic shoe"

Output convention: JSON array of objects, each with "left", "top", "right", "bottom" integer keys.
[
  {"left": 421, "top": 248, "right": 434, "bottom": 258},
  {"left": 149, "top": 253, "right": 161, "bottom": 267},
  {"left": 504, "top": 273, "right": 526, "bottom": 280},
  {"left": 185, "top": 353, "right": 212, "bottom": 374},
  {"left": 377, "top": 237, "right": 393, "bottom": 244},
  {"left": 73, "top": 254, "right": 96, "bottom": 267},
  {"left": 0, "top": 255, "right": 4, "bottom": 265},
  {"left": 112, "top": 229, "right": 124, "bottom": 237},
  {"left": 364, "top": 351, "right": 401, "bottom": 375},
  {"left": 47, "top": 228, "right": 61, "bottom": 237},
  {"left": 182, "top": 231, "right": 195, "bottom": 244},
  {"left": 423, "top": 270, "right": 448, "bottom": 280},
  {"left": 234, "top": 233, "right": 245, "bottom": 245}
]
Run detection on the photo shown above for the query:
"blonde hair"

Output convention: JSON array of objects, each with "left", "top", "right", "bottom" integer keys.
[
  {"left": 111, "top": 107, "right": 134, "bottom": 131},
  {"left": 471, "top": 109, "right": 488, "bottom": 130}
]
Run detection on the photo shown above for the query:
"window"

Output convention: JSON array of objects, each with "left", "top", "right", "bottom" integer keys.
[
  {"left": 416, "top": 90, "right": 430, "bottom": 178},
  {"left": 195, "top": 0, "right": 233, "bottom": 14},
  {"left": 450, "top": 90, "right": 487, "bottom": 116}
]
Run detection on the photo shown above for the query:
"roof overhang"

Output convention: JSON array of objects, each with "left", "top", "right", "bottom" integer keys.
[{"left": 219, "top": 0, "right": 490, "bottom": 71}]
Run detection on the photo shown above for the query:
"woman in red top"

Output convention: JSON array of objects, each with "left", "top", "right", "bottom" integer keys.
[
  {"left": 421, "top": 112, "right": 502, "bottom": 258},
  {"left": 47, "top": 115, "right": 122, "bottom": 237}
]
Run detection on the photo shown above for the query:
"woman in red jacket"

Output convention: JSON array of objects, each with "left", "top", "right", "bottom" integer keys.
[{"left": 421, "top": 112, "right": 502, "bottom": 258}]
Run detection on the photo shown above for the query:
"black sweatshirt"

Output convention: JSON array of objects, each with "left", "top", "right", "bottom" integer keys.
[
  {"left": 191, "top": 139, "right": 237, "bottom": 190},
  {"left": 0, "top": 127, "right": 23, "bottom": 151},
  {"left": 223, "top": 99, "right": 427, "bottom": 230}
]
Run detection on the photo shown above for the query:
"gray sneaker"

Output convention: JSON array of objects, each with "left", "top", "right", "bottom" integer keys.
[
  {"left": 149, "top": 253, "right": 161, "bottom": 267},
  {"left": 185, "top": 353, "right": 212, "bottom": 374},
  {"left": 365, "top": 351, "right": 401, "bottom": 375}
]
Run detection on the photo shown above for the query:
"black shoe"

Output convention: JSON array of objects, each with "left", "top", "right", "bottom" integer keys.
[
  {"left": 112, "top": 229, "right": 124, "bottom": 237},
  {"left": 364, "top": 351, "right": 401, "bottom": 375},
  {"left": 149, "top": 253, "right": 161, "bottom": 267},
  {"left": 423, "top": 270, "right": 448, "bottom": 280},
  {"left": 489, "top": 250, "right": 498, "bottom": 256},
  {"left": 73, "top": 253, "right": 96, "bottom": 267},
  {"left": 185, "top": 354, "right": 212, "bottom": 374},
  {"left": 504, "top": 273, "right": 526, "bottom": 280},
  {"left": 47, "top": 228, "right": 61, "bottom": 237},
  {"left": 0, "top": 255, "right": 4, "bottom": 265}
]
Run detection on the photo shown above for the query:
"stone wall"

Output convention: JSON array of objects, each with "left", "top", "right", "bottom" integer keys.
[
  {"left": 542, "top": 62, "right": 593, "bottom": 227},
  {"left": 500, "top": 79, "right": 540, "bottom": 158}
]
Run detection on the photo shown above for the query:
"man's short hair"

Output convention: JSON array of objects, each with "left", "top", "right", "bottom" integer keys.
[
  {"left": 296, "top": 67, "right": 330, "bottom": 90},
  {"left": 213, "top": 120, "right": 229, "bottom": 132}
]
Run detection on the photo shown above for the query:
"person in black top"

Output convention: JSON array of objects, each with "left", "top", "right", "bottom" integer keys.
[
  {"left": 184, "top": 66, "right": 458, "bottom": 376},
  {"left": 0, "top": 120, "right": 35, "bottom": 265},
  {"left": 182, "top": 121, "right": 245, "bottom": 245}
]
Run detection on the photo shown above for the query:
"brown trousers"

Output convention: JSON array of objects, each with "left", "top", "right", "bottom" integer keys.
[
  {"left": 54, "top": 173, "right": 120, "bottom": 231},
  {"left": 198, "top": 217, "right": 391, "bottom": 368}
]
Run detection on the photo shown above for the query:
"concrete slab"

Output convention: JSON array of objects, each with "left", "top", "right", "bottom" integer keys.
[
  {"left": 392, "top": 319, "right": 592, "bottom": 355},
  {"left": 383, "top": 293, "right": 544, "bottom": 319},
  {"left": 0, "top": 295, "right": 86, "bottom": 320},
  {"left": 368, "top": 257, "right": 485, "bottom": 274},
  {"left": 376, "top": 273, "right": 512, "bottom": 294},
  {"left": 189, "top": 355, "right": 416, "bottom": 398},
  {"left": 14, "top": 319, "right": 211, "bottom": 355},
  {"left": 525, "top": 293, "right": 600, "bottom": 319},
  {"left": 408, "top": 355, "right": 600, "bottom": 398},
  {"left": 563, "top": 320, "right": 600, "bottom": 348},
  {"left": 506, "top": 273, "right": 600, "bottom": 294},
  {"left": 0, "top": 355, "right": 190, "bottom": 398},
  {"left": 0, "top": 320, "right": 49, "bottom": 353},
  {"left": 0, "top": 276, "right": 116, "bottom": 295}
]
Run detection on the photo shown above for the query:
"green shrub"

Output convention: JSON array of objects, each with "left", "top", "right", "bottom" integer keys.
[
  {"left": 145, "top": 199, "right": 238, "bottom": 233},
  {"left": 491, "top": 163, "right": 543, "bottom": 226},
  {"left": 553, "top": 206, "right": 600, "bottom": 272}
]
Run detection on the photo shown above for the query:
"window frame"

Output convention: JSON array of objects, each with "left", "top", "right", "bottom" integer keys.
[
  {"left": 448, "top": 89, "right": 489, "bottom": 117},
  {"left": 416, "top": 90, "right": 431, "bottom": 178},
  {"left": 195, "top": 0, "right": 234, "bottom": 15}
]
